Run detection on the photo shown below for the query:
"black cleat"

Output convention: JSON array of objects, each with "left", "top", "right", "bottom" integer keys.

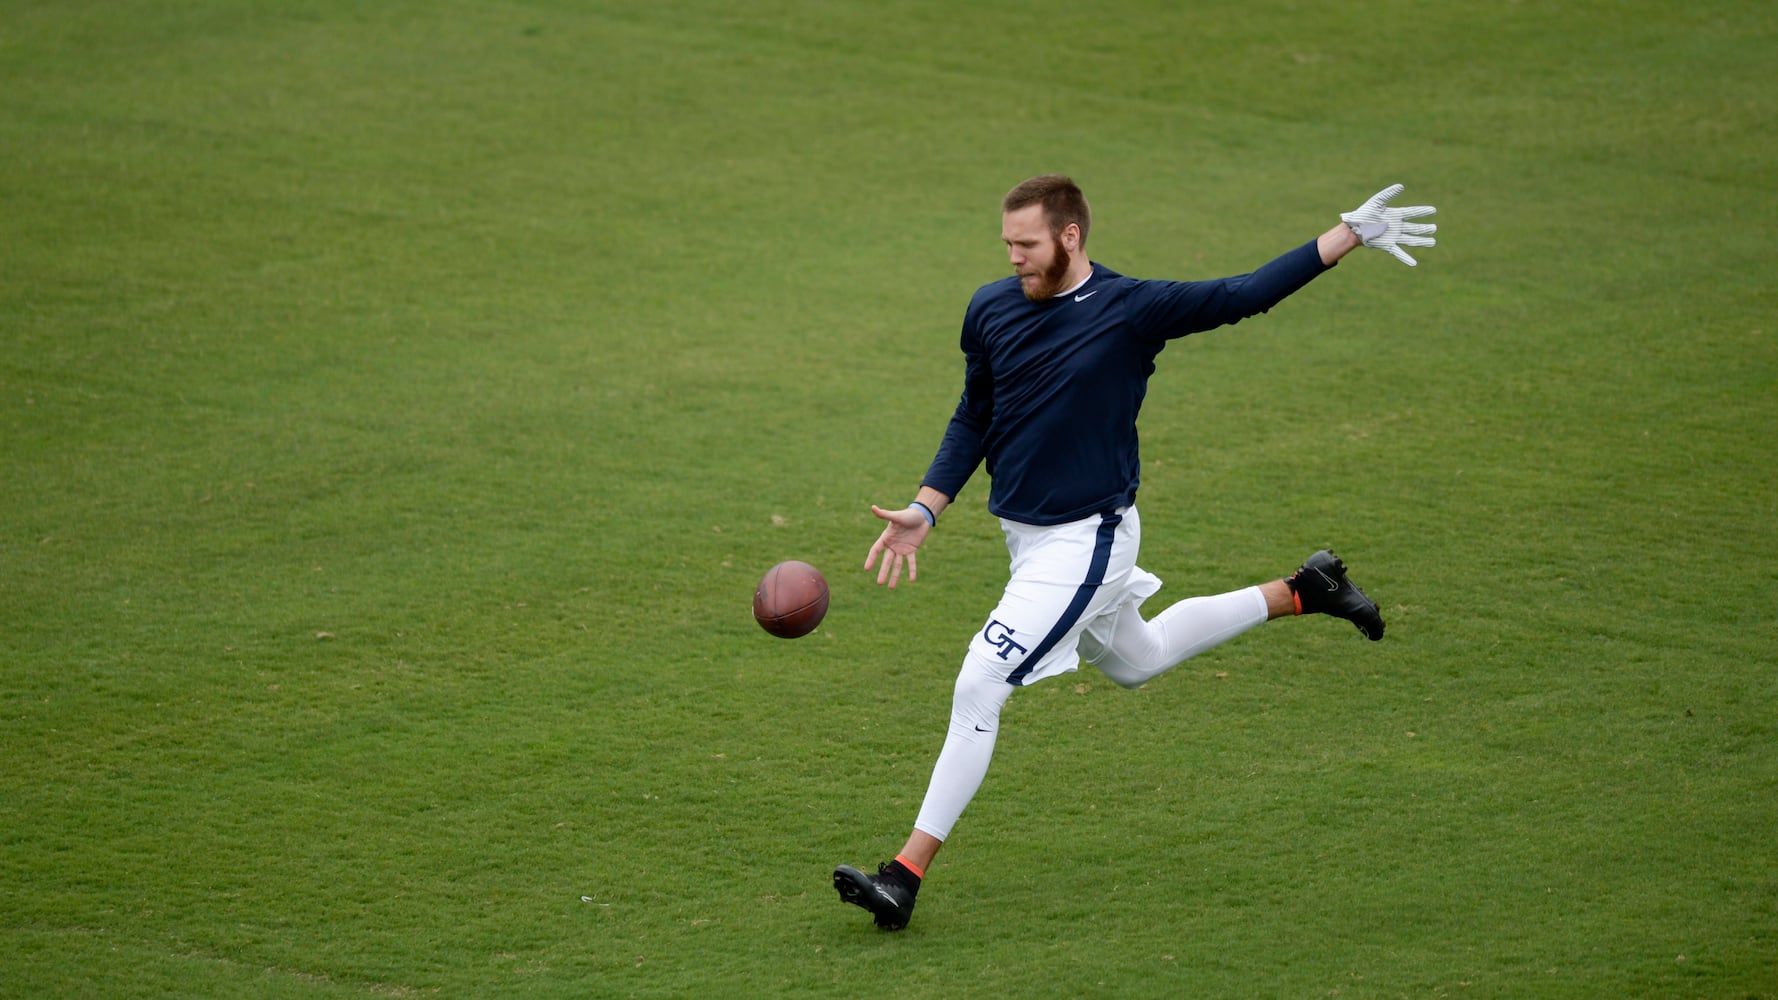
[
  {"left": 833, "top": 861, "right": 919, "bottom": 930},
  {"left": 1288, "top": 550, "right": 1385, "bottom": 640}
]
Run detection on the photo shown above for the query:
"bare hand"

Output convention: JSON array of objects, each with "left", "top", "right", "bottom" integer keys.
[{"left": 864, "top": 504, "right": 931, "bottom": 588}]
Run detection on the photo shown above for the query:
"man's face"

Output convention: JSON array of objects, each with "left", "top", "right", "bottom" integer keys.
[{"left": 1002, "top": 204, "right": 1072, "bottom": 302}]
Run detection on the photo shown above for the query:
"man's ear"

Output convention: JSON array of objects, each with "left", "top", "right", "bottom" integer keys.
[{"left": 1061, "top": 223, "right": 1081, "bottom": 252}]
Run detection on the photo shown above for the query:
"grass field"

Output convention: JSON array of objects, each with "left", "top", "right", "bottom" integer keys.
[{"left": 4, "top": 1, "right": 1775, "bottom": 996}]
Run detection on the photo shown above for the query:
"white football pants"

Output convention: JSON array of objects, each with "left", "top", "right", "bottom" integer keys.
[{"left": 911, "top": 508, "right": 1269, "bottom": 842}]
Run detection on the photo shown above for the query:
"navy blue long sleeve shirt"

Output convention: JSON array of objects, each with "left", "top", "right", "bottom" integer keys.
[{"left": 922, "top": 238, "right": 1332, "bottom": 526}]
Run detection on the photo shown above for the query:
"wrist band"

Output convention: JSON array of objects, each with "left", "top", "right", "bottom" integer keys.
[{"left": 910, "top": 501, "right": 936, "bottom": 526}]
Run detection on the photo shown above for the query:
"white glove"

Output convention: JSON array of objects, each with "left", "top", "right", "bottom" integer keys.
[{"left": 1341, "top": 183, "right": 1437, "bottom": 267}]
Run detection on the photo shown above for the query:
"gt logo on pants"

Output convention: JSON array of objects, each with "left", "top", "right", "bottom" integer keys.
[{"left": 981, "top": 619, "right": 1028, "bottom": 660}]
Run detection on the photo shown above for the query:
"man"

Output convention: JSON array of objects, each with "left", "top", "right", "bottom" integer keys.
[{"left": 832, "top": 176, "right": 1436, "bottom": 931}]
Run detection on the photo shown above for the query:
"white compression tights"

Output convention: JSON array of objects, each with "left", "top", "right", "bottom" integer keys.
[
  {"left": 1084, "top": 585, "right": 1270, "bottom": 689},
  {"left": 911, "top": 586, "right": 1268, "bottom": 842}
]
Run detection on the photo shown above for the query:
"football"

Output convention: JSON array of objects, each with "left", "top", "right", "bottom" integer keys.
[{"left": 752, "top": 560, "right": 829, "bottom": 638}]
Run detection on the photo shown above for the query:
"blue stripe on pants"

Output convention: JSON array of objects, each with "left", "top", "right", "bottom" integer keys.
[{"left": 1006, "top": 512, "right": 1123, "bottom": 686}]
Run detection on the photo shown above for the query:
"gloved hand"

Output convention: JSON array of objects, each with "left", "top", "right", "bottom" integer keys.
[{"left": 1341, "top": 184, "right": 1437, "bottom": 266}]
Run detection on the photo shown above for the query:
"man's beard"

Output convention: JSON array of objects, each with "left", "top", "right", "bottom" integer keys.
[{"left": 1021, "top": 238, "right": 1073, "bottom": 301}]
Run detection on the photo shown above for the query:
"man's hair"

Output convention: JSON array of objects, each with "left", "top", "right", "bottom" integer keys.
[{"left": 1002, "top": 174, "right": 1090, "bottom": 247}]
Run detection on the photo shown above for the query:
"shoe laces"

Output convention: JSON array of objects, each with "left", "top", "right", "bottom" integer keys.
[{"left": 874, "top": 861, "right": 916, "bottom": 894}]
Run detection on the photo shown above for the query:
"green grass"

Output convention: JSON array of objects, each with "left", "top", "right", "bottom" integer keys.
[{"left": 4, "top": 0, "right": 1775, "bottom": 996}]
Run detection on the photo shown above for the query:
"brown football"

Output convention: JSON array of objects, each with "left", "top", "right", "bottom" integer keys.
[{"left": 752, "top": 560, "right": 829, "bottom": 639}]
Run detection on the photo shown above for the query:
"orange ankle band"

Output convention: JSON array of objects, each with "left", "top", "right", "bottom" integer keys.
[
  {"left": 1292, "top": 590, "right": 1303, "bottom": 616},
  {"left": 894, "top": 854, "right": 926, "bottom": 880}
]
